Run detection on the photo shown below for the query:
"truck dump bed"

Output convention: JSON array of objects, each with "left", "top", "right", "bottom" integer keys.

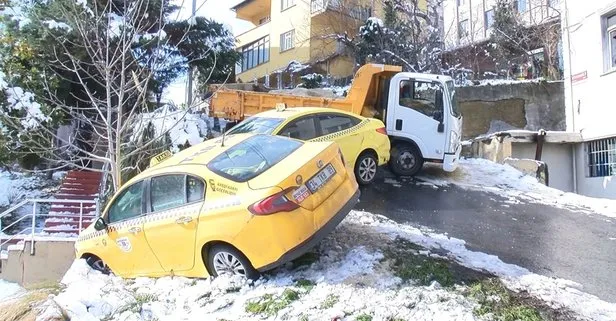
[{"left": 209, "top": 64, "right": 402, "bottom": 122}]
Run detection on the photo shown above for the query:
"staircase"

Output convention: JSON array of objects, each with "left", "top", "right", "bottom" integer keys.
[{"left": 42, "top": 171, "right": 102, "bottom": 235}]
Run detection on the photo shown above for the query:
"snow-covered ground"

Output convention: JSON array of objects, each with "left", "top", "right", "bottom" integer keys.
[
  {"left": 37, "top": 211, "right": 616, "bottom": 321},
  {"left": 0, "top": 279, "right": 24, "bottom": 302},
  {"left": 416, "top": 158, "right": 616, "bottom": 219}
]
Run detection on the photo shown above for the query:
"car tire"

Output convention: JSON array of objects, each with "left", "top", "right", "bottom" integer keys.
[
  {"left": 207, "top": 244, "right": 259, "bottom": 280},
  {"left": 85, "top": 255, "right": 111, "bottom": 275},
  {"left": 355, "top": 152, "right": 378, "bottom": 185},
  {"left": 389, "top": 144, "right": 424, "bottom": 176}
]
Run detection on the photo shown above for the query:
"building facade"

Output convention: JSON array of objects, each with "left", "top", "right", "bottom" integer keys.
[{"left": 562, "top": 0, "right": 616, "bottom": 198}]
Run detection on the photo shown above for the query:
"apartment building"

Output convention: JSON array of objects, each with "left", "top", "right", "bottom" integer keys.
[
  {"left": 230, "top": 0, "right": 401, "bottom": 85},
  {"left": 562, "top": 0, "right": 616, "bottom": 198}
]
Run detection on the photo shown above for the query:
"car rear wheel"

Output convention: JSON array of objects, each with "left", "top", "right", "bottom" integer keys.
[
  {"left": 355, "top": 152, "right": 378, "bottom": 185},
  {"left": 208, "top": 244, "right": 259, "bottom": 280},
  {"left": 85, "top": 255, "right": 111, "bottom": 275},
  {"left": 390, "top": 144, "right": 423, "bottom": 176}
]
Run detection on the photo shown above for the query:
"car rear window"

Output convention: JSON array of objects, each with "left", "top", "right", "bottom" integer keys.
[
  {"left": 227, "top": 117, "right": 284, "bottom": 135},
  {"left": 207, "top": 135, "right": 303, "bottom": 182}
]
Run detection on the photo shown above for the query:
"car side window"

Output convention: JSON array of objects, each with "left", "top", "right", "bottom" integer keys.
[
  {"left": 151, "top": 175, "right": 185, "bottom": 212},
  {"left": 187, "top": 176, "right": 205, "bottom": 203},
  {"left": 278, "top": 117, "right": 318, "bottom": 140},
  {"left": 108, "top": 181, "right": 144, "bottom": 223},
  {"left": 318, "top": 114, "right": 360, "bottom": 136},
  {"left": 399, "top": 80, "right": 441, "bottom": 118}
]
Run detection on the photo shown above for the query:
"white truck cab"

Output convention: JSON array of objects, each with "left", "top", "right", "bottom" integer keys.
[{"left": 385, "top": 73, "right": 463, "bottom": 176}]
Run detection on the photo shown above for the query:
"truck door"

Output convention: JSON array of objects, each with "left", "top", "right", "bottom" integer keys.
[{"left": 391, "top": 78, "right": 447, "bottom": 161}]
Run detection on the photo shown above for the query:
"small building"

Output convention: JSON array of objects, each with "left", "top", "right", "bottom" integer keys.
[{"left": 562, "top": 0, "right": 616, "bottom": 198}]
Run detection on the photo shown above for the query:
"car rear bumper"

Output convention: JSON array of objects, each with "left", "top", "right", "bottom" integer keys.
[{"left": 256, "top": 189, "right": 360, "bottom": 272}]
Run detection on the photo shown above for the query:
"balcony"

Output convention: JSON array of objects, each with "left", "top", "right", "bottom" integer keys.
[
  {"left": 232, "top": 0, "right": 271, "bottom": 24},
  {"left": 236, "top": 21, "right": 271, "bottom": 48}
]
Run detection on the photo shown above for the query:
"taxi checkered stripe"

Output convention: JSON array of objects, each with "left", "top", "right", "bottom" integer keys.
[
  {"left": 310, "top": 119, "right": 370, "bottom": 142},
  {"left": 77, "top": 203, "right": 202, "bottom": 241}
]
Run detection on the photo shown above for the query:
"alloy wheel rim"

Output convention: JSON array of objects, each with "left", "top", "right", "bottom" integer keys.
[
  {"left": 359, "top": 157, "right": 377, "bottom": 182},
  {"left": 213, "top": 252, "right": 246, "bottom": 277}
]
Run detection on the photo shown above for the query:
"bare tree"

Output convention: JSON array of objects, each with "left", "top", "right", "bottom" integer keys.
[{"left": 0, "top": 0, "right": 230, "bottom": 192}]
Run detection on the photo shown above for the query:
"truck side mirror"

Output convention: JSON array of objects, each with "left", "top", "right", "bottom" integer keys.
[{"left": 94, "top": 217, "right": 108, "bottom": 232}]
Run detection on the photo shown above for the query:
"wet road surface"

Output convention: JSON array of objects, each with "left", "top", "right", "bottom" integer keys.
[{"left": 355, "top": 175, "right": 616, "bottom": 303}]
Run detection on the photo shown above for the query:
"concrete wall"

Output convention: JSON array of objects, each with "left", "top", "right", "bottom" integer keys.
[
  {"left": 574, "top": 144, "right": 616, "bottom": 199},
  {"left": 457, "top": 81, "right": 566, "bottom": 139},
  {"left": 0, "top": 241, "right": 75, "bottom": 286},
  {"left": 512, "top": 142, "right": 575, "bottom": 192}
]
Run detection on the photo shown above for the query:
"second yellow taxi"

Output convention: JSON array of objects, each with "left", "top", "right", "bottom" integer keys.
[
  {"left": 226, "top": 106, "right": 391, "bottom": 185},
  {"left": 75, "top": 134, "right": 359, "bottom": 279}
]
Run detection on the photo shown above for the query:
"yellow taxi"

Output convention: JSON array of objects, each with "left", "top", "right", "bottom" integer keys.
[
  {"left": 76, "top": 134, "right": 359, "bottom": 279},
  {"left": 226, "top": 106, "right": 390, "bottom": 185}
]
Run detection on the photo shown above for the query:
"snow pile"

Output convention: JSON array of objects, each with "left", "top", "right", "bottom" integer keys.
[
  {"left": 131, "top": 105, "right": 209, "bottom": 152},
  {"left": 418, "top": 158, "right": 616, "bottom": 218},
  {"left": 0, "top": 279, "right": 24, "bottom": 302},
  {"left": 0, "top": 171, "right": 51, "bottom": 207}
]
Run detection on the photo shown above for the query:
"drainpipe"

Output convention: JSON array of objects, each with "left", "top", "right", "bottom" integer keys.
[
  {"left": 563, "top": 0, "right": 578, "bottom": 193},
  {"left": 535, "top": 129, "right": 546, "bottom": 161}
]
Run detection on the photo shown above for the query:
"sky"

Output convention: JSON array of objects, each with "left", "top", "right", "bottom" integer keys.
[{"left": 164, "top": 0, "right": 252, "bottom": 106}]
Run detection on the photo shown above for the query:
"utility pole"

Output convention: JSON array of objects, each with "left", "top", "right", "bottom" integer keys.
[{"left": 186, "top": 0, "right": 197, "bottom": 107}]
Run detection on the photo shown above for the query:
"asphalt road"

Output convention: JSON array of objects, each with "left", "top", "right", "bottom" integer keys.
[{"left": 355, "top": 174, "right": 616, "bottom": 303}]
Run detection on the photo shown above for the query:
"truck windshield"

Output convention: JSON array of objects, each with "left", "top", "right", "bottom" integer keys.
[
  {"left": 446, "top": 81, "right": 461, "bottom": 118},
  {"left": 227, "top": 117, "right": 284, "bottom": 135}
]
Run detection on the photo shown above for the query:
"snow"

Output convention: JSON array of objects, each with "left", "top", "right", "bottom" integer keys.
[
  {"left": 367, "top": 17, "right": 384, "bottom": 27},
  {"left": 417, "top": 158, "right": 616, "bottom": 218},
  {"left": 0, "top": 279, "right": 24, "bottom": 302},
  {"left": 457, "top": 78, "right": 544, "bottom": 87},
  {"left": 38, "top": 209, "right": 616, "bottom": 321},
  {"left": 43, "top": 20, "right": 72, "bottom": 32},
  {"left": 131, "top": 105, "right": 209, "bottom": 153},
  {"left": 0, "top": 171, "right": 50, "bottom": 207},
  {"left": 4, "top": 87, "right": 51, "bottom": 129}
]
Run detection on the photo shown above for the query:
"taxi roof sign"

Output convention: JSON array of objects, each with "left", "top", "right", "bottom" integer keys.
[
  {"left": 149, "top": 150, "right": 173, "bottom": 167},
  {"left": 275, "top": 103, "right": 287, "bottom": 111}
]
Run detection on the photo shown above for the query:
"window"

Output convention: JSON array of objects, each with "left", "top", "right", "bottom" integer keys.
[
  {"left": 108, "top": 182, "right": 144, "bottom": 223},
  {"left": 227, "top": 117, "right": 285, "bottom": 135},
  {"left": 281, "top": 30, "right": 295, "bottom": 52},
  {"left": 207, "top": 135, "right": 303, "bottom": 182},
  {"left": 239, "top": 36, "right": 270, "bottom": 73},
  {"left": 587, "top": 137, "right": 616, "bottom": 177},
  {"left": 151, "top": 175, "right": 186, "bottom": 212},
  {"left": 515, "top": 0, "right": 527, "bottom": 13},
  {"left": 318, "top": 114, "right": 360, "bottom": 136},
  {"left": 279, "top": 117, "right": 318, "bottom": 140},
  {"left": 399, "top": 80, "right": 443, "bottom": 118},
  {"left": 458, "top": 19, "right": 469, "bottom": 39},
  {"left": 485, "top": 9, "right": 494, "bottom": 30},
  {"left": 281, "top": 0, "right": 295, "bottom": 11},
  {"left": 187, "top": 176, "right": 205, "bottom": 203},
  {"left": 608, "top": 14, "right": 616, "bottom": 70},
  {"left": 446, "top": 80, "right": 461, "bottom": 118}
]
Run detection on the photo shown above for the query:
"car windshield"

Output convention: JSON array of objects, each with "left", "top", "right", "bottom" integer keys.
[
  {"left": 227, "top": 117, "right": 284, "bottom": 135},
  {"left": 446, "top": 80, "right": 461, "bottom": 118},
  {"left": 207, "top": 135, "right": 303, "bottom": 182}
]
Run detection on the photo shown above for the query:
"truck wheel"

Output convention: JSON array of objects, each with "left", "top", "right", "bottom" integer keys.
[
  {"left": 390, "top": 144, "right": 423, "bottom": 176},
  {"left": 207, "top": 244, "right": 259, "bottom": 280},
  {"left": 355, "top": 152, "right": 378, "bottom": 185}
]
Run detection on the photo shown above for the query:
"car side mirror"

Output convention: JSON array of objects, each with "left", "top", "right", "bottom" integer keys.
[{"left": 94, "top": 217, "right": 108, "bottom": 232}]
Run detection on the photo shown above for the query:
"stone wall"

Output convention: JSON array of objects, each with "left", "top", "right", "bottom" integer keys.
[{"left": 457, "top": 81, "right": 566, "bottom": 139}]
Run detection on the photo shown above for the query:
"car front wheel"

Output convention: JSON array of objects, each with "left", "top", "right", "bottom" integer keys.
[
  {"left": 85, "top": 255, "right": 111, "bottom": 275},
  {"left": 207, "top": 244, "right": 259, "bottom": 280}
]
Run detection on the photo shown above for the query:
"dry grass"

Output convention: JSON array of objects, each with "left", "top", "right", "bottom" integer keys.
[{"left": 0, "top": 282, "right": 68, "bottom": 321}]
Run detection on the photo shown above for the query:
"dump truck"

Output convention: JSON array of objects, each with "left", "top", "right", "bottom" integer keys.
[{"left": 210, "top": 64, "right": 463, "bottom": 176}]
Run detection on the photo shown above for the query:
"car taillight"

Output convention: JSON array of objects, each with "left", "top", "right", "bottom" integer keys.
[
  {"left": 248, "top": 188, "right": 299, "bottom": 215},
  {"left": 338, "top": 149, "right": 345, "bottom": 166},
  {"left": 376, "top": 127, "right": 387, "bottom": 135}
]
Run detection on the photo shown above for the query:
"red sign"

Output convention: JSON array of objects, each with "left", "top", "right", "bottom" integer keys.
[{"left": 572, "top": 71, "right": 588, "bottom": 84}]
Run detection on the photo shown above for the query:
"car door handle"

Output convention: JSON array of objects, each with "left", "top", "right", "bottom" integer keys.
[
  {"left": 175, "top": 216, "right": 193, "bottom": 224},
  {"left": 128, "top": 227, "right": 142, "bottom": 234}
]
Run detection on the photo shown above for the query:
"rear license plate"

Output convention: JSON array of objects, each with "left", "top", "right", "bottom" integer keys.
[
  {"left": 292, "top": 185, "right": 311, "bottom": 203},
  {"left": 307, "top": 164, "right": 336, "bottom": 193}
]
